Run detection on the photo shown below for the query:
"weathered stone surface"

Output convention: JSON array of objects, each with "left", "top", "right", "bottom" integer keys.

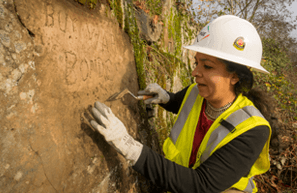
[
  {"left": 172, "top": 75, "right": 183, "bottom": 93},
  {"left": 0, "top": 0, "right": 143, "bottom": 192},
  {"left": 135, "top": 8, "right": 163, "bottom": 43}
]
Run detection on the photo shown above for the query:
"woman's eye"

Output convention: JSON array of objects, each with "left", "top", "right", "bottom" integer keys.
[{"left": 204, "top": 65, "right": 212, "bottom": 69}]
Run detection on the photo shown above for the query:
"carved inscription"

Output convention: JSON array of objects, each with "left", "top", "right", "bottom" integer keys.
[
  {"left": 80, "top": 59, "right": 89, "bottom": 81},
  {"left": 64, "top": 53, "right": 117, "bottom": 86},
  {"left": 59, "top": 11, "right": 67, "bottom": 33},
  {"left": 45, "top": 2, "right": 76, "bottom": 33},
  {"left": 65, "top": 51, "right": 77, "bottom": 85},
  {"left": 109, "top": 33, "right": 116, "bottom": 53},
  {"left": 101, "top": 35, "right": 108, "bottom": 53},
  {"left": 43, "top": 1, "right": 122, "bottom": 87},
  {"left": 90, "top": 58, "right": 103, "bottom": 77},
  {"left": 67, "top": 17, "right": 77, "bottom": 33},
  {"left": 104, "top": 60, "right": 112, "bottom": 81},
  {"left": 44, "top": 2, "right": 116, "bottom": 52},
  {"left": 86, "top": 23, "right": 99, "bottom": 41},
  {"left": 45, "top": 3, "right": 54, "bottom": 27}
]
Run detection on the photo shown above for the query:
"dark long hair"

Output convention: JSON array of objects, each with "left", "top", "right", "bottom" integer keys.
[
  {"left": 220, "top": 59, "right": 280, "bottom": 148},
  {"left": 220, "top": 59, "right": 274, "bottom": 120}
]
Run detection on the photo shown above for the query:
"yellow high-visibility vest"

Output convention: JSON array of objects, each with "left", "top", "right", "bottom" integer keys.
[{"left": 163, "top": 83, "right": 271, "bottom": 192}]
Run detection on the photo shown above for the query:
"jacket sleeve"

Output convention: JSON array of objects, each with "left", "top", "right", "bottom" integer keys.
[
  {"left": 159, "top": 86, "right": 190, "bottom": 114},
  {"left": 132, "top": 125, "right": 270, "bottom": 193}
]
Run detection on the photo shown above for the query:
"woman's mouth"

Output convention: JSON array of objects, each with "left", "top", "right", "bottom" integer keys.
[{"left": 197, "top": 83, "right": 206, "bottom": 86}]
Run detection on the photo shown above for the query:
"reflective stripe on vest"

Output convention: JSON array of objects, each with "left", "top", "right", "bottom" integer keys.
[
  {"left": 244, "top": 177, "right": 255, "bottom": 192},
  {"left": 170, "top": 85, "right": 199, "bottom": 144},
  {"left": 199, "top": 106, "right": 264, "bottom": 193},
  {"left": 200, "top": 106, "right": 265, "bottom": 163},
  {"left": 168, "top": 86, "right": 265, "bottom": 192}
]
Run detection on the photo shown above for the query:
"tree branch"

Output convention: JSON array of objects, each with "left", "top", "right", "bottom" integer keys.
[
  {"left": 236, "top": 0, "right": 254, "bottom": 19},
  {"left": 227, "top": 0, "right": 234, "bottom": 14},
  {"left": 248, "top": 0, "right": 265, "bottom": 22}
]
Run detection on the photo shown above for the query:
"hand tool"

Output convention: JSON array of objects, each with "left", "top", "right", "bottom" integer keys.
[{"left": 107, "top": 88, "right": 153, "bottom": 101}]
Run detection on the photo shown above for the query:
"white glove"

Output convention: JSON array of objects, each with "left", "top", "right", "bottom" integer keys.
[
  {"left": 137, "top": 83, "right": 170, "bottom": 104},
  {"left": 90, "top": 101, "right": 143, "bottom": 165}
]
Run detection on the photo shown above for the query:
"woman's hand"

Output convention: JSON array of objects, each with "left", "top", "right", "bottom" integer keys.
[
  {"left": 138, "top": 83, "right": 170, "bottom": 104},
  {"left": 90, "top": 101, "right": 143, "bottom": 165}
]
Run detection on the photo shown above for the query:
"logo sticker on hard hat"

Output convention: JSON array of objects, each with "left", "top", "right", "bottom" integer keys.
[
  {"left": 199, "top": 31, "right": 207, "bottom": 36},
  {"left": 196, "top": 31, "right": 206, "bottom": 42},
  {"left": 202, "top": 35, "right": 210, "bottom": 40},
  {"left": 233, "top": 37, "right": 245, "bottom": 51},
  {"left": 196, "top": 25, "right": 210, "bottom": 43}
]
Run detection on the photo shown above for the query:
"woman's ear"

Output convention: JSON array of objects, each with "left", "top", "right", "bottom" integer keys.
[{"left": 230, "top": 73, "right": 240, "bottom": 85}]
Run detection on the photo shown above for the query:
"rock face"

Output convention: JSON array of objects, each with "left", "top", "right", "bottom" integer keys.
[
  {"left": 0, "top": 0, "right": 144, "bottom": 192},
  {"left": 135, "top": 8, "right": 163, "bottom": 43}
]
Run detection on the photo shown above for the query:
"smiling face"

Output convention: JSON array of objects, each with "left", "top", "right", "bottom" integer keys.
[{"left": 192, "top": 53, "right": 239, "bottom": 108}]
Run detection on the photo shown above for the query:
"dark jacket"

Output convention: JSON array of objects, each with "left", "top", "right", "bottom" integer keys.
[{"left": 133, "top": 86, "right": 270, "bottom": 193}]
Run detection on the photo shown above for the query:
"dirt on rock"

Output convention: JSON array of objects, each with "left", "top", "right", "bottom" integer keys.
[{"left": 0, "top": 0, "right": 161, "bottom": 192}]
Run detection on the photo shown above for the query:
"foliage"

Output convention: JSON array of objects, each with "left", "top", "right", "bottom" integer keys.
[
  {"left": 252, "top": 37, "right": 297, "bottom": 191},
  {"left": 124, "top": 3, "right": 147, "bottom": 90},
  {"left": 122, "top": 0, "right": 198, "bottom": 145},
  {"left": 132, "top": 0, "right": 164, "bottom": 17},
  {"left": 173, "top": 12, "right": 182, "bottom": 57},
  {"left": 191, "top": 0, "right": 297, "bottom": 51},
  {"left": 88, "top": 0, "right": 97, "bottom": 9},
  {"left": 254, "top": 38, "right": 297, "bottom": 123},
  {"left": 76, "top": 0, "right": 87, "bottom": 5},
  {"left": 144, "top": 44, "right": 193, "bottom": 144},
  {"left": 255, "top": 137, "right": 297, "bottom": 192},
  {"left": 108, "top": 0, "right": 123, "bottom": 28},
  {"left": 74, "top": 0, "right": 97, "bottom": 9}
]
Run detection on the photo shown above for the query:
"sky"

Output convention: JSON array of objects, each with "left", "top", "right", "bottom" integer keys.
[{"left": 288, "top": 1, "right": 297, "bottom": 39}]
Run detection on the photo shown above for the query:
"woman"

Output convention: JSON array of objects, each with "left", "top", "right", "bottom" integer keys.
[{"left": 90, "top": 15, "right": 272, "bottom": 192}]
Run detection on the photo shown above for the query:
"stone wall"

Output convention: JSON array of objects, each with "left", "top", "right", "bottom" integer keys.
[
  {"left": 0, "top": 0, "right": 199, "bottom": 192},
  {"left": 122, "top": 0, "right": 199, "bottom": 144},
  {"left": 0, "top": 0, "right": 150, "bottom": 192}
]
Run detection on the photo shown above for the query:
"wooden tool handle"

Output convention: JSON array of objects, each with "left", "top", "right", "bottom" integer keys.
[{"left": 142, "top": 95, "right": 154, "bottom": 100}]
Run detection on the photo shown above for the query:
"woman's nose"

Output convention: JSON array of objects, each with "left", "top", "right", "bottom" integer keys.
[{"left": 192, "top": 65, "right": 201, "bottom": 77}]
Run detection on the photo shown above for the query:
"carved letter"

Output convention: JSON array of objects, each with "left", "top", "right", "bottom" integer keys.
[
  {"left": 65, "top": 51, "right": 77, "bottom": 85},
  {"left": 45, "top": 4, "right": 54, "bottom": 27},
  {"left": 80, "top": 59, "right": 89, "bottom": 81},
  {"left": 59, "top": 11, "right": 67, "bottom": 33}
]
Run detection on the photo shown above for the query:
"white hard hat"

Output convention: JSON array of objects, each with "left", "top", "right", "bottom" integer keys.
[{"left": 184, "top": 15, "right": 269, "bottom": 74}]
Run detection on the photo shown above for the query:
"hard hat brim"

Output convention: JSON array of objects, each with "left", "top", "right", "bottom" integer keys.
[{"left": 183, "top": 45, "right": 269, "bottom": 74}]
